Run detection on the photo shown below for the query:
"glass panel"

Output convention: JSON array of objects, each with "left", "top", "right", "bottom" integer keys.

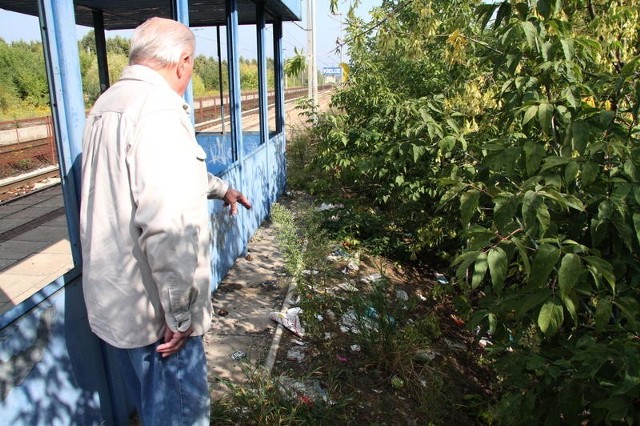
[
  {"left": 196, "top": 133, "right": 233, "bottom": 175},
  {"left": 193, "top": 26, "right": 230, "bottom": 137}
]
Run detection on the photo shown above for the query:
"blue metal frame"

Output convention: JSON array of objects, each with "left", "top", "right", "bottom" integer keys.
[
  {"left": 273, "top": 20, "right": 285, "bottom": 133},
  {"left": 257, "top": 3, "right": 269, "bottom": 145},
  {"left": 37, "top": 0, "right": 83, "bottom": 269},
  {"left": 256, "top": 3, "right": 271, "bottom": 200},
  {"left": 226, "top": 0, "right": 243, "bottom": 164}
]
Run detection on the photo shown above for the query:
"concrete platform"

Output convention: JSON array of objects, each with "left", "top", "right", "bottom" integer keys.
[
  {"left": 0, "top": 185, "right": 73, "bottom": 314},
  {"left": 206, "top": 220, "right": 291, "bottom": 396}
]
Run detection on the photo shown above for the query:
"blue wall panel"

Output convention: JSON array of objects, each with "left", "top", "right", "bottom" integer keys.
[
  {"left": 0, "top": 278, "right": 111, "bottom": 425},
  {"left": 208, "top": 132, "right": 286, "bottom": 287}
]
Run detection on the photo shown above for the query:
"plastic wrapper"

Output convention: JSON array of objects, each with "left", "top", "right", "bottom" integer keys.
[{"left": 270, "top": 307, "right": 305, "bottom": 337}]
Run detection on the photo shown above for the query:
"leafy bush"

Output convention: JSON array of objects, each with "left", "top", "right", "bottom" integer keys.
[{"left": 315, "top": 0, "right": 640, "bottom": 423}]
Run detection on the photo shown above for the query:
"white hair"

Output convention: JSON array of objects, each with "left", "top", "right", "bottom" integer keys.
[{"left": 129, "top": 17, "right": 195, "bottom": 68}]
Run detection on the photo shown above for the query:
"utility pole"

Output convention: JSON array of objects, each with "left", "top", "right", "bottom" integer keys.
[{"left": 306, "top": 0, "right": 317, "bottom": 105}]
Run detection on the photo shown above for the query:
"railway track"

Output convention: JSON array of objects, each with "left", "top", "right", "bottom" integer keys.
[{"left": 0, "top": 166, "right": 60, "bottom": 203}]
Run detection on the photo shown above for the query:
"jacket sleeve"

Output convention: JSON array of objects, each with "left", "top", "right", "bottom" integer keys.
[
  {"left": 127, "top": 108, "right": 209, "bottom": 333},
  {"left": 207, "top": 172, "right": 229, "bottom": 199}
]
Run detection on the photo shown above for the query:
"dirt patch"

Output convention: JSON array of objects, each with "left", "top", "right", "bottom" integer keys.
[{"left": 269, "top": 250, "right": 495, "bottom": 425}]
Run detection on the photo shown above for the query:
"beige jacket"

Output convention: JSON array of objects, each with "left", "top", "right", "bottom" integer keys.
[{"left": 80, "top": 65, "right": 228, "bottom": 349}]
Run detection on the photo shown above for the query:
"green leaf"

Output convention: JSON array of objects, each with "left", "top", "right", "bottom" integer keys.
[
  {"left": 571, "top": 121, "right": 590, "bottom": 153},
  {"left": 540, "top": 155, "right": 570, "bottom": 173},
  {"left": 633, "top": 213, "right": 640, "bottom": 245},
  {"left": 472, "top": 251, "right": 489, "bottom": 289},
  {"left": 538, "top": 102, "right": 554, "bottom": 135},
  {"left": 597, "top": 200, "right": 612, "bottom": 220},
  {"left": 438, "top": 135, "right": 457, "bottom": 151},
  {"left": 560, "top": 38, "right": 574, "bottom": 61},
  {"left": 536, "top": 201, "right": 550, "bottom": 234},
  {"left": 493, "top": 195, "right": 517, "bottom": 232},
  {"left": 488, "top": 246, "right": 508, "bottom": 293},
  {"left": 513, "top": 288, "right": 552, "bottom": 318},
  {"left": 523, "top": 105, "right": 538, "bottom": 125},
  {"left": 412, "top": 144, "right": 423, "bottom": 163},
  {"left": 488, "top": 313, "right": 497, "bottom": 334},
  {"left": 523, "top": 140, "right": 545, "bottom": 176},
  {"left": 613, "top": 297, "right": 640, "bottom": 328},
  {"left": 565, "top": 160, "right": 579, "bottom": 186},
  {"left": 453, "top": 250, "right": 481, "bottom": 282},
  {"left": 528, "top": 243, "right": 560, "bottom": 288},
  {"left": 558, "top": 253, "right": 581, "bottom": 297},
  {"left": 537, "top": 0, "right": 552, "bottom": 18},
  {"left": 581, "top": 161, "right": 599, "bottom": 186},
  {"left": 562, "top": 293, "right": 578, "bottom": 324},
  {"left": 594, "top": 298, "right": 612, "bottom": 332},
  {"left": 460, "top": 189, "right": 480, "bottom": 227},
  {"left": 584, "top": 256, "right": 616, "bottom": 293},
  {"left": 538, "top": 300, "right": 564, "bottom": 336},
  {"left": 611, "top": 213, "right": 635, "bottom": 252},
  {"left": 562, "top": 87, "right": 578, "bottom": 109},
  {"left": 521, "top": 21, "right": 538, "bottom": 51},
  {"left": 624, "top": 159, "right": 637, "bottom": 182},
  {"left": 634, "top": 187, "right": 640, "bottom": 205},
  {"left": 513, "top": 237, "right": 532, "bottom": 278}
]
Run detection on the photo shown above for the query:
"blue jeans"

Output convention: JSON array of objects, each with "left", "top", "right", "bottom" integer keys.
[{"left": 106, "top": 336, "right": 210, "bottom": 426}]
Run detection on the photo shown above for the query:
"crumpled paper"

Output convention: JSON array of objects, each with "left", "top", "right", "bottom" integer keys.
[{"left": 270, "top": 307, "right": 305, "bottom": 337}]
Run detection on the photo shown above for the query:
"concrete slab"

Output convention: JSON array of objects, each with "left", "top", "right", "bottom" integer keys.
[
  {"left": 0, "top": 240, "right": 49, "bottom": 260},
  {"left": 212, "top": 286, "right": 282, "bottom": 335},
  {"left": 39, "top": 239, "right": 72, "bottom": 255},
  {"left": 0, "top": 258, "right": 15, "bottom": 270},
  {"left": 16, "top": 226, "right": 69, "bottom": 243},
  {"left": 0, "top": 218, "right": 28, "bottom": 234},
  {"left": 204, "top": 218, "right": 297, "bottom": 398},
  {"left": 4, "top": 203, "right": 62, "bottom": 219},
  {"left": 2, "top": 251, "right": 73, "bottom": 276}
]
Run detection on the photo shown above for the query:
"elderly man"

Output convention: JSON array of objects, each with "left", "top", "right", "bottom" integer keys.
[{"left": 80, "top": 17, "right": 251, "bottom": 425}]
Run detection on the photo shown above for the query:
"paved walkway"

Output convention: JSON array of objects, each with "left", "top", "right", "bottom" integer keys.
[
  {"left": 0, "top": 185, "right": 73, "bottom": 314},
  {"left": 205, "top": 218, "right": 293, "bottom": 395}
]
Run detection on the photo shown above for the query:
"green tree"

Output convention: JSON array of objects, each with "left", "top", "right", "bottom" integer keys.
[{"left": 313, "top": 0, "right": 640, "bottom": 423}]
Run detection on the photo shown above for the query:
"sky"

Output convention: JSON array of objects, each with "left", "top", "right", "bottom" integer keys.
[{"left": 0, "top": 1, "right": 380, "bottom": 69}]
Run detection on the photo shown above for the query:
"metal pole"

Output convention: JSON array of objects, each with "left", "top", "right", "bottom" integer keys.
[
  {"left": 217, "top": 26, "right": 226, "bottom": 134},
  {"left": 306, "top": 0, "right": 312, "bottom": 100},
  {"left": 37, "top": 0, "right": 84, "bottom": 267},
  {"left": 92, "top": 10, "right": 110, "bottom": 93},
  {"left": 311, "top": 0, "right": 318, "bottom": 105},
  {"left": 172, "top": 0, "right": 193, "bottom": 124}
]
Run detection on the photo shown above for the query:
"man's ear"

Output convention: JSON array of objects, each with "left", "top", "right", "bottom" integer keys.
[{"left": 176, "top": 54, "right": 190, "bottom": 79}]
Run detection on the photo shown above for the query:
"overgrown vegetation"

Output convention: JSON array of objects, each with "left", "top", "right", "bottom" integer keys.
[
  {"left": 212, "top": 191, "right": 493, "bottom": 425},
  {"left": 296, "top": 0, "right": 640, "bottom": 424}
]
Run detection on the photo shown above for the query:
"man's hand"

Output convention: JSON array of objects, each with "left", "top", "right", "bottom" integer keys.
[
  {"left": 156, "top": 326, "right": 193, "bottom": 358},
  {"left": 223, "top": 188, "right": 252, "bottom": 216}
]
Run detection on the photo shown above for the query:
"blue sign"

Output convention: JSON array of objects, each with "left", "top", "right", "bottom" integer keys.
[{"left": 323, "top": 67, "right": 342, "bottom": 76}]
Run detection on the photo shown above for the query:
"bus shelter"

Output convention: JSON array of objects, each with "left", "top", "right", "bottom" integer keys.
[{"left": 0, "top": 0, "right": 300, "bottom": 423}]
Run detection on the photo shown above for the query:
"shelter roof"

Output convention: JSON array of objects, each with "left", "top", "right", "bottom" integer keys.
[{"left": 0, "top": 0, "right": 301, "bottom": 29}]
